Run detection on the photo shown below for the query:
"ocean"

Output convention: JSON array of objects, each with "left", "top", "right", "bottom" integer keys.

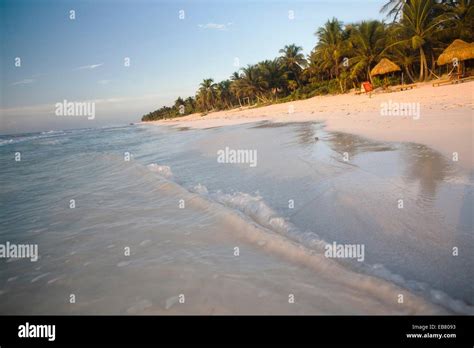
[{"left": 0, "top": 122, "right": 472, "bottom": 314}]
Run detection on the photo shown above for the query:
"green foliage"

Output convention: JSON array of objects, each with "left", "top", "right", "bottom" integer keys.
[{"left": 141, "top": 96, "right": 197, "bottom": 121}]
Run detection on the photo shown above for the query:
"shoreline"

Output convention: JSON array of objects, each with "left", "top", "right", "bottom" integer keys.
[
  {"left": 1, "top": 109, "right": 471, "bottom": 315},
  {"left": 145, "top": 81, "right": 474, "bottom": 170}
]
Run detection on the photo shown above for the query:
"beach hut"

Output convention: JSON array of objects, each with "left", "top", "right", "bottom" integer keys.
[
  {"left": 370, "top": 58, "right": 401, "bottom": 90},
  {"left": 371, "top": 58, "right": 401, "bottom": 77},
  {"left": 437, "top": 39, "right": 474, "bottom": 65},
  {"left": 436, "top": 39, "right": 474, "bottom": 78}
]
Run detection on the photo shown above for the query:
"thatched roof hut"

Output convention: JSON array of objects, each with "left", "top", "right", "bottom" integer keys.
[
  {"left": 371, "top": 58, "right": 401, "bottom": 77},
  {"left": 437, "top": 39, "right": 474, "bottom": 65}
]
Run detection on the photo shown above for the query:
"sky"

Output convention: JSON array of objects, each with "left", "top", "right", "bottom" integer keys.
[{"left": 0, "top": 0, "right": 385, "bottom": 134}]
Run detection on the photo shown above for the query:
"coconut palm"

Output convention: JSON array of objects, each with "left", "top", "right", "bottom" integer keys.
[
  {"left": 230, "top": 71, "right": 241, "bottom": 81},
  {"left": 381, "top": 0, "right": 407, "bottom": 21},
  {"left": 216, "top": 80, "right": 234, "bottom": 109},
  {"left": 279, "top": 44, "right": 307, "bottom": 87},
  {"left": 303, "top": 53, "right": 322, "bottom": 83},
  {"left": 257, "top": 59, "right": 286, "bottom": 100},
  {"left": 174, "top": 97, "right": 185, "bottom": 109},
  {"left": 387, "top": 43, "right": 418, "bottom": 82},
  {"left": 196, "top": 78, "right": 216, "bottom": 111},
  {"left": 237, "top": 65, "right": 268, "bottom": 103},
  {"left": 229, "top": 71, "right": 245, "bottom": 106},
  {"left": 184, "top": 96, "right": 196, "bottom": 114},
  {"left": 443, "top": 0, "right": 474, "bottom": 42},
  {"left": 390, "top": 0, "right": 452, "bottom": 80},
  {"left": 313, "top": 18, "right": 346, "bottom": 80},
  {"left": 348, "top": 20, "right": 387, "bottom": 83}
]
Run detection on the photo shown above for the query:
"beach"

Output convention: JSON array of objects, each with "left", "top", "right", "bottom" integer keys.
[
  {"left": 2, "top": 1, "right": 474, "bottom": 344},
  {"left": 152, "top": 81, "right": 474, "bottom": 170},
  {"left": 1, "top": 82, "right": 472, "bottom": 314}
]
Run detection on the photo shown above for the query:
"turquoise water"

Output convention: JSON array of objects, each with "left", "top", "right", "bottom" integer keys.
[{"left": 0, "top": 122, "right": 472, "bottom": 314}]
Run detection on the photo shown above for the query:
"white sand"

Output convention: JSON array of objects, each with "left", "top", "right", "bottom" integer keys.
[{"left": 147, "top": 81, "right": 474, "bottom": 169}]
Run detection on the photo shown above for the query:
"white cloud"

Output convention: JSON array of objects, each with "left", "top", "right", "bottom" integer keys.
[
  {"left": 198, "top": 22, "right": 232, "bottom": 31},
  {"left": 75, "top": 63, "right": 104, "bottom": 70},
  {"left": 12, "top": 79, "right": 35, "bottom": 86},
  {"left": 98, "top": 79, "right": 111, "bottom": 85}
]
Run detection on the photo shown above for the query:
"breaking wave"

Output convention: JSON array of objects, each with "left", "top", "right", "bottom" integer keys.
[
  {"left": 147, "top": 163, "right": 474, "bottom": 314},
  {"left": 146, "top": 163, "right": 174, "bottom": 179}
]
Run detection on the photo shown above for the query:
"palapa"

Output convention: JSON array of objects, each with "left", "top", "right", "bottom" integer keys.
[
  {"left": 371, "top": 58, "right": 401, "bottom": 76},
  {"left": 437, "top": 39, "right": 474, "bottom": 66}
]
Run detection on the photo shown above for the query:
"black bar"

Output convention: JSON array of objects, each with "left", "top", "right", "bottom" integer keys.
[{"left": 0, "top": 315, "right": 472, "bottom": 346}]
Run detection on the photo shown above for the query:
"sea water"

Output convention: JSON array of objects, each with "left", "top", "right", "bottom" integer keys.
[{"left": 0, "top": 122, "right": 472, "bottom": 314}]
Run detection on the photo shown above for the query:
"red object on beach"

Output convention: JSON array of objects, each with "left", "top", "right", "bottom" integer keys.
[{"left": 362, "top": 81, "right": 373, "bottom": 93}]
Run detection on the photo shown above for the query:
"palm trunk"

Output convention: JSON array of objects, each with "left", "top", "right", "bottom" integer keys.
[
  {"left": 419, "top": 47, "right": 428, "bottom": 81},
  {"left": 338, "top": 78, "right": 344, "bottom": 93},
  {"left": 404, "top": 66, "right": 415, "bottom": 83},
  {"left": 430, "top": 52, "right": 436, "bottom": 80},
  {"left": 293, "top": 69, "right": 302, "bottom": 88}
]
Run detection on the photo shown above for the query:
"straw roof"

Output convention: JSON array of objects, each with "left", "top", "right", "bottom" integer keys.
[
  {"left": 437, "top": 39, "right": 474, "bottom": 65},
  {"left": 370, "top": 58, "right": 401, "bottom": 76}
]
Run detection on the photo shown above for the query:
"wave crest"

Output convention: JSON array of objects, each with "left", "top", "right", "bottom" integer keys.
[{"left": 146, "top": 163, "right": 174, "bottom": 179}]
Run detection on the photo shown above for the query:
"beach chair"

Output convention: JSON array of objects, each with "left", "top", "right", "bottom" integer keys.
[
  {"left": 432, "top": 69, "right": 463, "bottom": 87},
  {"left": 360, "top": 81, "right": 373, "bottom": 93},
  {"left": 393, "top": 83, "right": 417, "bottom": 92},
  {"left": 354, "top": 86, "right": 364, "bottom": 95},
  {"left": 453, "top": 75, "right": 474, "bottom": 84},
  {"left": 357, "top": 81, "right": 374, "bottom": 97},
  {"left": 433, "top": 76, "right": 457, "bottom": 87}
]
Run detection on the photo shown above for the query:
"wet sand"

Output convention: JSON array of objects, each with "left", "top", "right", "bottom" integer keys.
[{"left": 148, "top": 81, "right": 474, "bottom": 169}]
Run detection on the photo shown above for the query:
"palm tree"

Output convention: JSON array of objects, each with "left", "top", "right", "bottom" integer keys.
[
  {"left": 230, "top": 71, "right": 241, "bottom": 81},
  {"left": 381, "top": 0, "right": 407, "bottom": 21},
  {"left": 216, "top": 80, "right": 234, "bottom": 109},
  {"left": 279, "top": 44, "right": 307, "bottom": 87},
  {"left": 390, "top": 0, "right": 451, "bottom": 81},
  {"left": 257, "top": 59, "right": 286, "bottom": 100},
  {"left": 184, "top": 96, "right": 196, "bottom": 114},
  {"left": 303, "top": 53, "right": 322, "bottom": 83},
  {"left": 197, "top": 78, "right": 216, "bottom": 111},
  {"left": 388, "top": 43, "right": 418, "bottom": 82},
  {"left": 173, "top": 97, "right": 185, "bottom": 115},
  {"left": 174, "top": 97, "right": 185, "bottom": 108},
  {"left": 237, "top": 64, "right": 268, "bottom": 103},
  {"left": 349, "top": 20, "right": 387, "bottom": 83},
  {"left": 230, "top": 71, "right": 244, "bottom": 106},
  {"left": 313, "top": 18, "right": 346, "bottom": 80},
  {"left": 443, "top": 0, "right": 474, "bottom": 42}
]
